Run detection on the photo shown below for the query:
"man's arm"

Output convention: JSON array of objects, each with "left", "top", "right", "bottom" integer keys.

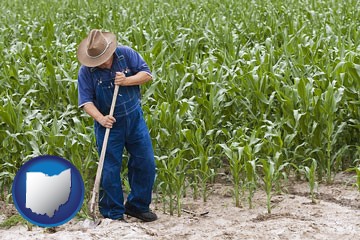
[
  {"left": 83, "top": 103, "right": 116, "bottom": 128},
  {"left": 114, "top": 71, "right": 152, "bottom": 86}
]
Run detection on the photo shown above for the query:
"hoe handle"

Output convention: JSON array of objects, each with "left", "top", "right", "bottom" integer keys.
[{"left": 89, "top": 84, "right": 120, "bottom": 215}]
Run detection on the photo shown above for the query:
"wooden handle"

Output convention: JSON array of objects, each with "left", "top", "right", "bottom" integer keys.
[{"left": 90, "top": 84, "right": 120, "bottom": 214}]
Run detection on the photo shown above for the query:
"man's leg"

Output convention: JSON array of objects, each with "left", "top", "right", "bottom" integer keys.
[
  {"left": 95, "top": 125, "right": 125, "bottom": 220},
  {"left": 124, "top": 108, "right": 156, "bottom": 220}
]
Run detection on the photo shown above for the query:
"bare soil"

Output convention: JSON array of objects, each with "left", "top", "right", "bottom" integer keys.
[{"left": 0, "top": 172, "right": 359, "bottom": 240}]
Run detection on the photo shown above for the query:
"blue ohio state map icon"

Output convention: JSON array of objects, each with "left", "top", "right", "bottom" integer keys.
[{"left": 12, "top": 155, "right": 84, "bottom": 227}]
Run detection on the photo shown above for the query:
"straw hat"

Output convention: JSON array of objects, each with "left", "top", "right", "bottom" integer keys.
[{"left": 77, "top": 29, "right": 117, "bottom": 67}]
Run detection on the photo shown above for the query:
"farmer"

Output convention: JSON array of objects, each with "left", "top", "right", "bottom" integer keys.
[{"left": 76, "top": 29, "right": 157, "bottom": 222}]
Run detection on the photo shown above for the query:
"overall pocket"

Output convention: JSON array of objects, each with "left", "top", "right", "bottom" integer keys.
[
  {"left": 95, "top": 79, "right": 140, "bottom": 116},
  {"left": 95, "top": 79, "right": 116, "bottom": 115}
]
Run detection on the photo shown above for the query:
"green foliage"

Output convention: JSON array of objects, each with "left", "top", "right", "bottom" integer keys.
[
  {"left": 261, "top": 159, "right": 275, "bottom": 214},
  {"left": 219, "top": 143, "right": 245, "bottom": 208},
  {"left": 300, "top": 158, "right": 318, "bottom": 203},
  {"left": 0, "top": 214, "right": 32, "bottom": 230},
  {"left": 156, "top": 149, "right": 188, "bottom": 216}
]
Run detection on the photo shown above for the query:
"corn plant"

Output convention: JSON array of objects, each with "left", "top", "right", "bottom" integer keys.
[
  {"left": 300, "top": 158, "right": 318, "bottom": 203},
  {"left": 244, "top": 159, "right": 257, "bottom": 209},
  {"left": 321, "top": 83, "right": 345, "bottom": 183},
  {"left": 345, "top": 164, "right": 360, "bottom": 192},
  {"left": 219, "top": 143, "right": 245, "bottom": 208},
  {"left": 242, "top": 131, "right": 262, "bottom": 209},
  {"left": 261, "top": 158, "right": 275, "bottom": 214},
  {"left": 356, "top": 167, "right": 360, "bottom": 192},
  {"left": 182, "top": 123, "right": 216, "bottom": 202},
  {"left": 156, "top": 149, "right": 188, "bottom": 216}
]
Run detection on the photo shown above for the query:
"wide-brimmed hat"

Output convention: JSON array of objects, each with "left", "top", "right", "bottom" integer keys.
[{"left": 77, "top": 29, "right": 117, "bottom": 67}]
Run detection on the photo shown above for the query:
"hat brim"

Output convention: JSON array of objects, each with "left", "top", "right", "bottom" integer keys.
[{"left": 77, "top": 32, "right": 117, "bottom": 67}]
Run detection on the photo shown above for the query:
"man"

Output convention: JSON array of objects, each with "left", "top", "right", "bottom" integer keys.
[{"left": 76, "top": 29, "right": 157, "bottom": 222}]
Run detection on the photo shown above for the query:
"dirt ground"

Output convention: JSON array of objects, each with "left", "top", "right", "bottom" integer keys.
[{"left": 0, "top": 172, "right": 359, "bottom": 240}]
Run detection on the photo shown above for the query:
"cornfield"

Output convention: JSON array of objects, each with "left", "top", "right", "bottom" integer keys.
[{"left": 1, "top": 0, "right": 359, "bottom": 217}]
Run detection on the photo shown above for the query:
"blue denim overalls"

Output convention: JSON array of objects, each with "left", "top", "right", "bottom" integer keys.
[{"left": 92, "top": 48, "right": 155, "bottom": 219}]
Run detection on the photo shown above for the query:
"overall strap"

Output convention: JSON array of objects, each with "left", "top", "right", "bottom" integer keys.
[
  {"left": 114, "top": 46, "right": 141, "bottom": 100},
  {"left": 115, "top": 47, "right": 129, "bottom": 75}
]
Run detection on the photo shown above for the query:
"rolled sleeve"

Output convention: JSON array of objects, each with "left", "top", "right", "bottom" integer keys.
[{"left": 123, "top": 46, "right": 152, "bottom": 76}]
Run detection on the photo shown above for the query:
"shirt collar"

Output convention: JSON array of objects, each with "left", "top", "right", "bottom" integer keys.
[{"left": 89, "top": 53, "right": 117, "bottom": 72}]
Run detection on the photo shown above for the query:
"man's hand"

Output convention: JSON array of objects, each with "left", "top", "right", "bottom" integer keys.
[
  {"left": 83, "top": 103, "right": 116, "bottom": 128},
  {"left": 99, "top": 115, "right": 116, "bottom": 128},
  {"left": 115, "top": 72, "right": 127, "bottom": 86}
]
